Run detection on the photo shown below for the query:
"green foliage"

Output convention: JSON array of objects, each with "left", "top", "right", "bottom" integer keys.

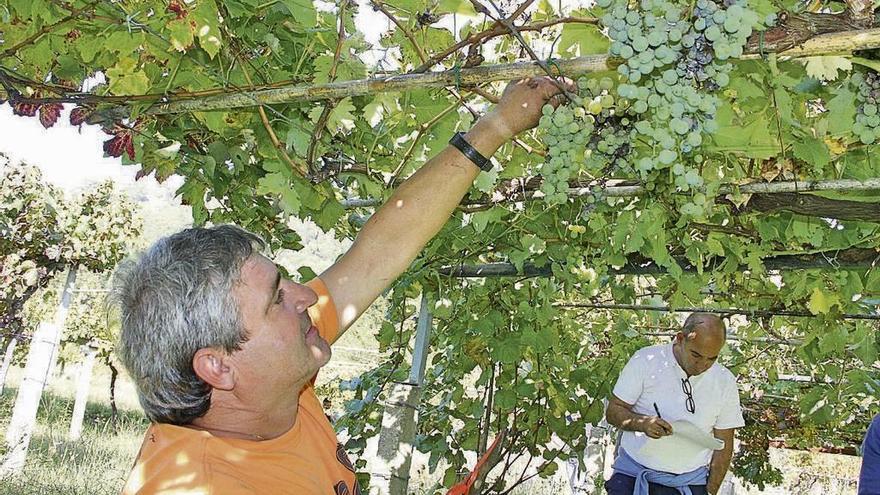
[
  {"left": 1, "top": 0, "right": 879, "bottom": 491},
  {"left": 0, "top": 156, "right": 141, "bottom": 366}
]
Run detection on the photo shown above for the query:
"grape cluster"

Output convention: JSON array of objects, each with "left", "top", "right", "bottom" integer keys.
[
  {"left": 538, "top": 97, "right": 592, "bottom": 204},
  {"left": 581, "top": 77, "right": 634, "bottom": 173},
  {"left": 601, "top": 0, "right": 686, "bottom": 85},
  {"left": 538, "top": 0, "right": 771, "bottom": 216},
  {"left": 676, "top": 1, "right": 761, "bottom": 88},
  {"left": 853, "top": 70, "right": 880, "bottom": 145},
  {"left": 537, "top": 76, "right": 635, "bottom": 205}
]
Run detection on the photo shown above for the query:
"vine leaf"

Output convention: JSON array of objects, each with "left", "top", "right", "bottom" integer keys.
[
  {"left": 850, "top": 56, "right": 880, "bottom": 73},
  {"left": 106, "top": 58, "right": 150, "bottom": 95},
  {"left": 38, "top": 103, "right": 62, "bottom": 129},
  {"left": 166, "top": 18, "right": 195, "bottom": 52},
  {"left": 792, "top": 139, "right": 831, "bottom": 172},
  {"left": 808, "top": 287, "right": 840, "bottom": 315},
  {"left": 191, "top": 0, "right": 223, "bottom": 59},
  {"left": 802, "top": 56, "right": 852, "bottom": 81},
  {"left": 559, "top": 22, "right": 608, "bottom": 56},
  {"left": 825, "top": 84, "right": 856, "bottom": 136}
]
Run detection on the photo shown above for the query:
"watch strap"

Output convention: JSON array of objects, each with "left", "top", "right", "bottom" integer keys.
[{"left": 449, "top": 131, "right": 492, "bottom": 172}]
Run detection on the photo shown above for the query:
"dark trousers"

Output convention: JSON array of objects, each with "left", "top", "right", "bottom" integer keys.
[{"left": 605, "top": 472, "right": 709, "bottom": 495}]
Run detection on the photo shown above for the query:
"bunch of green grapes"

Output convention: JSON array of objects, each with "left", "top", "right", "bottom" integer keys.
[
  {"left": 598, "top": 0, "right": 767, "bottom": 217},
  {"left": 582, "top": 77, "right": 635, "bottom": 174},
  {"left": 537, "top": 76, "right": 635, "bottom": 205},
  {"left": 538, "top": 100, "right": 591, "bottom": 204},
  {"left": 852, "top": 70, "right": 880, "bottom": 145},
  {"left": 601, "top": 0, "right": 686, "bottom": 84}
]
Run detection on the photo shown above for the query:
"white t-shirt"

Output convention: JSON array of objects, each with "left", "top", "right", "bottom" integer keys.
[{"left": 612, "top": 343, "right": 745, "bottom": 474}]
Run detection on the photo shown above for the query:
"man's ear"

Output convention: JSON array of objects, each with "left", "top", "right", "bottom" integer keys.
[{"left": 193, "top": 348, "right": 235, "bottom": 391}]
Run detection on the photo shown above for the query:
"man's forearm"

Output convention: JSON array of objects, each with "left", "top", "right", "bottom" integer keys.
[
  {"left": 321, "top": 77, "right": 568, "bottom": 333},
  {"left": 606, "top": 402, "right": 647, "bottom": 432},
  {"left": 352, "top": 117, "right": 507, "bottom": 278},
  {"left": 323, "top": 115, "right": 510, "bottom": 330},
  {"left": 707, "top": 446, "right": 733, "bottom": 494}
]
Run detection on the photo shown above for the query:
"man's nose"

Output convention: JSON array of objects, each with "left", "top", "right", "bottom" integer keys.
[{"left": 292, "top": 282, "right": 318, "bottom": 312}]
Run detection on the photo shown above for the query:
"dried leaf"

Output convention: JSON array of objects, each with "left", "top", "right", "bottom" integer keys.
[
  {"left": 39, "top": 103, "right": 63, "bottom": 129},
  {"left": 70, "top": 107, "right": 90, "bottom": 126}
]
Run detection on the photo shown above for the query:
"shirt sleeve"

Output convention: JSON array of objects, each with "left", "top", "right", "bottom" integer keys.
[
  {"left": 612, "top": 351, "right": 646, "bottom": 405},
  {"left": 714, "top": 377, "right": 746, "bottom": 429},
  {"left": 306, "top": 277, "right": 340, "bottom": 345}
]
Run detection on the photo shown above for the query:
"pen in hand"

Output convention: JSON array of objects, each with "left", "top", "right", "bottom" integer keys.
[{"left": 649, "top": 402, "right": 672, "bottom": 437}]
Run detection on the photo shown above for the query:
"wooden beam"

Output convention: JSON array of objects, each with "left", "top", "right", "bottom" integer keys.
[
  {"left": 741, "top": 192, "right": 880, "bottom": 222},
  {"left": 342, "top": 178, "right": 880, "bottom": 209},
  {"left": 436, "top": 247, "right": 879, "bottom": 278},
  {"left": 88, "top": 27, "right": 880, "bottom": 120}
]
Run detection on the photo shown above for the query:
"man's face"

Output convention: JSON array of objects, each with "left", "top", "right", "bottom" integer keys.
[
  {"left": 230, "top": 254, "right": 331, "bottom": 398},
  {"left": 675, "top": 329, "right": 724, "bottom": 377}
]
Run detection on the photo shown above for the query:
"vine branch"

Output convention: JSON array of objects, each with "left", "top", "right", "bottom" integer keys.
[
  {"left": 0, "top": 1, "right": 101, "bottom": 59},
  {"left": 341, "top": 177, "right": 880, "bottom": 208},
  {"left": 558, "top": 303, "right": 880, "bottom": 320},
  {"left": 7, "top": 26, "right": 879, "bottom": 119},
  {"left": 306, "top": 0, "right": 348, "bottom": 178}
]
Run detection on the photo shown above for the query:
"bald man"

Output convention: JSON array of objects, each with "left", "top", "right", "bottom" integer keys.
[{"left": 604, "top": 314, "right": 744, "bottom": 495}]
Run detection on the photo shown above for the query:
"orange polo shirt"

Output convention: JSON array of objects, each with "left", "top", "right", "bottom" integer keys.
[{"left": 122, "top": 278, "right": 360, "bottom": 495}]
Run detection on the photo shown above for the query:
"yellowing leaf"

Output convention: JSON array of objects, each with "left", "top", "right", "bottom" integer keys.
[
  {"left": 166, "top": 18, "right": 194, "bottom": 52},
  {"left": 824, "top": 137, "right": 847, "bottom": 156},
  {"left": 808, "top": 287, "right": 840, "bottom": 315},
  {"left": 192, "top": 0, "right": 223, "bottom": 59},
  {"left": 106, "top": 58, "right": 150, "bottom": 95},
  {"left": 802, "top": 56, "right": 852, "bottom": 82}
]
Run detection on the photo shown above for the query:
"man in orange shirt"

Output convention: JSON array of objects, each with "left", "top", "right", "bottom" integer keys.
[{"left": 115, "top": 77, "right": 573, "bottom": 494}]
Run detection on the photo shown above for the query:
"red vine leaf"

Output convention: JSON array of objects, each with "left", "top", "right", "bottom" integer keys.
[
  {"left": 12, "top": 101, "right": 40, "bottom": 117},
  {"left": 70, "top": 107, "right": 91, "bottom": 126},
  {"left": 103, "top": 128, "right": 136, "bottom": 160},
  {"left": 167, "top": 0, "right": 188, "bottom": 19},
  {"left": 39, "top": 103, "right": 63, "bottom": 129}
]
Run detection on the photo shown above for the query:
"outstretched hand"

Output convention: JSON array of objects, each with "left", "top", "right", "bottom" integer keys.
[{"left": 482, "top": 76, "right": 578, "bottom": 140}]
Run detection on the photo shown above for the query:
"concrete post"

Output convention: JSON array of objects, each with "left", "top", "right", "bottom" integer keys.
[{"left": 372, "top": 294, "right": 432, "bottom": 495}]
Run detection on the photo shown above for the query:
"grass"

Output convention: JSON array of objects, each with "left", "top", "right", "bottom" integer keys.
[{"left": 0, "top": 382, "right": 149, "bottom": 495}]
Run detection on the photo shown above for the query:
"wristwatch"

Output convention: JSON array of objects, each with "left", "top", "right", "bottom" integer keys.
[{"left": 449, "top": 131, "right": 492, "bottom": 172}]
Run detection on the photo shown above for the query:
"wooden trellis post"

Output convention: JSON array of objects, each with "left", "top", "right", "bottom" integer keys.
[{"left": 373, "top": 293, "right": 432, "bottom": 495}]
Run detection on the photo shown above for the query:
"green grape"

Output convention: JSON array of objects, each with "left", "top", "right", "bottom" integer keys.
[{"left": 658, "top": 149, "right": 677, "bottom": 164}]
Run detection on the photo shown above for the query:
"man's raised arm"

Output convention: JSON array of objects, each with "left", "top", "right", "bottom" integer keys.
[{"left": 321, "top": 77, "right": 573, "bottom": 333}]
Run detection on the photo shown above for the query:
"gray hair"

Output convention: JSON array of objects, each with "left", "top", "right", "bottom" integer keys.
[{"left": 112, "top": 225, "right": 265, "bottom": 425}]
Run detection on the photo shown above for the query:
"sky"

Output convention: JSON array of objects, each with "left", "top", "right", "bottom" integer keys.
[{"left": 0, "top": 103, "right": 184, "bottom": 198}]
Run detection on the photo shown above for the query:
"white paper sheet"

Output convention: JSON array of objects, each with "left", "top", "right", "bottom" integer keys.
[{"left": 637, "top": 420, "right": 725, "bottom": 459}]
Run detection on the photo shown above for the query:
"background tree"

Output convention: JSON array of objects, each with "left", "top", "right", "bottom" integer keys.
[{"left": 0, "top": 159, "right": 142, "bottom": 475}]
